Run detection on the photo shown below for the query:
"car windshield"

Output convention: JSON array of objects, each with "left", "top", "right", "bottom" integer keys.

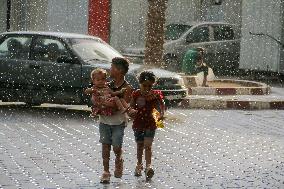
[
  {"left": 165, "top": 24, "right": 192, "bottom": 40},
  {"left": 69, "top": 38, "right": 123, "bottom": 62}
]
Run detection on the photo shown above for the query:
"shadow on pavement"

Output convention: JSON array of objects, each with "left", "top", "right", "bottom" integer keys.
[{"left": 0, "top": 103, "right": 92, "bottom": 118}]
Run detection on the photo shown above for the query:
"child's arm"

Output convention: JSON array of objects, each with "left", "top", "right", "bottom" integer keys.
[
  {"left": 153, "top": 92, "right": 165, "bottom": 120},
  {"left": 110, "top": 88, "right": 126, "bottom": 96},
  {"left": 129, "top": 97, "right": 135, "bottom": 108},
  {"left": 157, "top": 99, "right": 165, "bottom": 120}
]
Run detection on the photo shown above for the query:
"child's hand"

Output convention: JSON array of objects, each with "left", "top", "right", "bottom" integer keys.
[
  {"left": 121, "top": 88, "right": 126, "bottom": 92},
  {"left": 157, "top": 115, "right": 164, "bottom": 121},
  {"left": 84, "top": 88, "right": 93, "bottom": 95},
  {"left": 120, "top": 88, "right": 127, "bottom": 95}
]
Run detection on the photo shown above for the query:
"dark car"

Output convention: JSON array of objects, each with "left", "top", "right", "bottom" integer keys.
[{"left": 0, "top": 31, "right": 187, "bottom": 106}]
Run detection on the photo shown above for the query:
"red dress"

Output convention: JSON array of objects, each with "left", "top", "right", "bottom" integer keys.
[
  {"left": 132, "top": 90, "right": 164, "bottom": 131},
  {"left": 91, "top": 86, "right": 116, "bottom": 116}
]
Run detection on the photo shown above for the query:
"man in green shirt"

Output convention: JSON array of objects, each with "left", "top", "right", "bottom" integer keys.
[
  {"left": 181, "top": 48, "right": 198, "bottom": 75},
  {"left": 182, "top": 47, "right": 209, "bottom": 87}
]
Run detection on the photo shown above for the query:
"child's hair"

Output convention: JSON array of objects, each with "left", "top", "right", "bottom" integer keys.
[
  {"left": 196, "top": 47, "right": 205, "bottom": 62},
  {"left": 112, "top": 57, "right": 129, "bottom": 74},
  {"left": 138, "top": 71, "right": 156, "bottom": 83},
  {"left": 196, "top": 47, "right": 205, "bottom": 54},
  {"left": 91, "top": 68, "right": 107, "bottom": 80}
]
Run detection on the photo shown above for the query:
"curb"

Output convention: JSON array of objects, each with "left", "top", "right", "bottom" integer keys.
[
  {"left": 178, "top": 98, "right": 284, "bottom": 110},
  {"left": 1, "top": 100, "right": 283, "bottom": 111},
  {"left": 188, "top": 79, "right": 271, "bottom": 95}
]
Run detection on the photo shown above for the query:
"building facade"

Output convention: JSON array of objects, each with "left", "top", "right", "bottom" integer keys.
[
  {"left": 0, "top": 0, "right": 242, "bottom": 51},
  {"left": 239, "top": 0, "right": 284, "bottom": 73}
]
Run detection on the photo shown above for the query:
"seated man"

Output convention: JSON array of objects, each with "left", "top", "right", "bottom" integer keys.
[
  {"left": 195, "top": 47, "right": 209, "bottom": 87},
  {"left": 47, "top": 43, "right": 60, "bottom": 62},
  {"left": 7, "top": 39, "right": 23, "bottom": 59},
  {"left": 182, "top": 47, "right": 210, "bottom": 87}
]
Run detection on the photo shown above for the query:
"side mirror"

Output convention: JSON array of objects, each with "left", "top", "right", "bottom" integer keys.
[
  {"left": 186, "top": 34, "right": 194, "bottom": 43},
  {"left": 57, "top": 55, "right": 74, "bottom": 63}
]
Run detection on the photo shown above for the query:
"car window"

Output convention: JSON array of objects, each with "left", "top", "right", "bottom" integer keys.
[
  {"left": 190, "top": 26, "right": 209, "bottom": 43},
  {"left": 70, "top": 38, "right": 122, "bottom": 62},
  {"left": 213, "top": 25, "right": 235, "bottom": 41},
  {"left": 0, "top": 36, "right": 31, "bottom": 60},
  {"left": 165, "top": 24, "right": 192, "bottom": 40},
  {"left": 32, "top": 37, "right": 69, "bottom": 62}
]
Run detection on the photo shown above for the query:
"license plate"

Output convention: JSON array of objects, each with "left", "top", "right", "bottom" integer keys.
[{"left": 165, "top": 94, "right": 182, "bottom": 100}]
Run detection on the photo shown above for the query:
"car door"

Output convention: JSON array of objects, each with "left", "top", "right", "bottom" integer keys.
[
  {"left": 211, "top": 24, "right": 240, "bottom": 72},
  {"left": 182, "top": 25, "right": 211, "bottom": 62},
  {"left": 29, "top": 36, "right": 82, "bottom": 104},
  {"left": 0, "top": 34, "right": 34, "bottom": 102}
]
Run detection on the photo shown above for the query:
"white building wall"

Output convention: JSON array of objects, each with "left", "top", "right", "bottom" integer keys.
[
  {"left": 110, "top": 0, "right": 197, "bottom": 51},
  {"left": 3, "top": 0, "right": 244, "bottom": 56},
  {"left": 110, "top": 0, "right": 242, "bottom": 51},
  {"left": 166, "top": 0, "right": 199, "bottom": 24},
  {"left": 239, "top": 0, "right": 283, "bottom": 72},
  {"left": 110, "top": 0, "right": 147, "bottom": 50},
  {"left": 279, "top": 1, "right": 284, "bottom": 73},
  {"left": 46, "top": 0, "right": 89, "bottom": 34},
  {"left": 8, "top": 0, "right": 48, "bottom": 31},
  {"left": 0, "top": 0, "right": 7, "bottom": 32},
  {"left": 201, "top": 0, "right": 242, "bottom": 36}
]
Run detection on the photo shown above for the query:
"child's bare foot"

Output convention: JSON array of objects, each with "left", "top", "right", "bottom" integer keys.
[
  {"left": 134, "top": 163, "right": 143, "bottom": 177},
  {"left": 145, "top": 166, "right": 154, "bottom": 180},
  {"left": 100, "top": 171, "right": 111, "bottom": 184}
]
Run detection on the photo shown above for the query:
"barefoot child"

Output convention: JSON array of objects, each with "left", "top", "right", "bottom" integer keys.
[
  {"left": 130, "top": 71, "right": 165, "bottom": 180},
  {"left": 85, "top": 68, "right": 136, "bottom": 117},
  {"left": 88, "top": 58, "right": 135, "bottom": 184}
]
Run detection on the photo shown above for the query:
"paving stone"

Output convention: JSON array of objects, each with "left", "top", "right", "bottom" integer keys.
[
  {"left": 0, "top": 107, "right": 284, "bottom": 188},
  {"left": 0, "top": 174, "right": 15, "bottom": 186}
]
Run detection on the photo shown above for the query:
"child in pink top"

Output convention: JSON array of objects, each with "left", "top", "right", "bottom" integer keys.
[{"left": 85, "top": 68, "right": 136, "bottom": 116}]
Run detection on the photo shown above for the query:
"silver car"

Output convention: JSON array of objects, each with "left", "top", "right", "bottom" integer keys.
[{"left": 123, "top": 22, "right": 240, "bottom": 74}]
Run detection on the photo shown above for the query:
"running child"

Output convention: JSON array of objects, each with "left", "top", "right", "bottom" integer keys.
[{"left": 130, "top": 71, "right": 165, "bottom": 180}]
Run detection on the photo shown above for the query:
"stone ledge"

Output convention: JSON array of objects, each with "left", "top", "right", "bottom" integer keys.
[
  {"left": 178, "top": 99, "right": 284, "bottom": 110},
  {"left": 187, "top": 79, "right": 271, "bottom": 95}
]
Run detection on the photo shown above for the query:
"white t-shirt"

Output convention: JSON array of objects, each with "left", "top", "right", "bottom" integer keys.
[
  {"left": 99, "top": 111, "right": 127, "bottom": 126},
  {"left": 99, "top": 79, "right": 130, "bottom": 126}
]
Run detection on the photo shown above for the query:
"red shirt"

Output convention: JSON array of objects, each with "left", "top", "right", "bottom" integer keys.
[{"left": 132, "top": 90, "right": 163, "bottom": 131}]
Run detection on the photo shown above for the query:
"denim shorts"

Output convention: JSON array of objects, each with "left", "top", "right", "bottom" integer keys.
[
  {"left": 134, "top": 129, "right": 156, "bottom": 142},
  {"left": 99, "top": 122, "right": 126, "bottom": 147}
]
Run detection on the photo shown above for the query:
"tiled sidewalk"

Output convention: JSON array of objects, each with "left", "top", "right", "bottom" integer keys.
[{"left": 0, "top": 107, "right": 283, "bottom": 188}]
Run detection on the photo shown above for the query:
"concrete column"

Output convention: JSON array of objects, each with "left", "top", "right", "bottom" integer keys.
[
  {"left": 27, "top": 0, "right": 48, "bottom": 31},
  {"left": 0, "top": 0, "right": 7, "bottom": 32},
  {"left": 10, "top": 0, "right": 48, "bottom": 31}
]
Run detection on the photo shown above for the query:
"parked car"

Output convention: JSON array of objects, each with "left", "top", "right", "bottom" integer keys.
[
  {"left": 122, "top": 22, "right": 240, "bottom": 75},
  {"left": 0, "top": 31, "right": 187, "bottom": 106}
]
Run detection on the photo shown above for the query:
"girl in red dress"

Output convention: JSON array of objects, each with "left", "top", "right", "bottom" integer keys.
[{"left": 130, "top": 71, "right": 165, "bottom": 180}]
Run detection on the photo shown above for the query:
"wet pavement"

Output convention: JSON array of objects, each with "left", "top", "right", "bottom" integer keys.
[{"left": 0, "top": 105, "right": 283, "bottom": 188}]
